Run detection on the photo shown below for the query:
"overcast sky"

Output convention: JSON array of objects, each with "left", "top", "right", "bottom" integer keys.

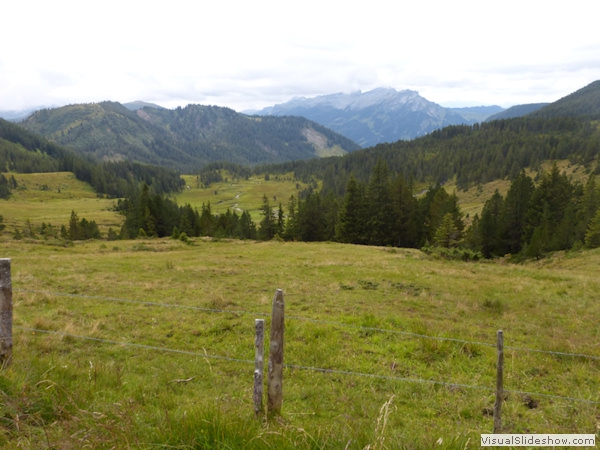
[{"left": 2, "top": 0, "right": 600, "bottom": 113}]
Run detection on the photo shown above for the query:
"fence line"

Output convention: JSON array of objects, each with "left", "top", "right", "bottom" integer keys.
[
  {"left": 14, "top": 326, "right": 600, "bottom": 405},
  {"left": 15, "top": 288, "right": 600, "bottom": 362}
]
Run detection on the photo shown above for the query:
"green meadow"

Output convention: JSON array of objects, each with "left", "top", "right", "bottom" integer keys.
[
  {"left": 175, "top": 173, "right": 313, "bottom": 223},
  {"left": 0, "top": 173, "right": 599, "bottom": 448}
]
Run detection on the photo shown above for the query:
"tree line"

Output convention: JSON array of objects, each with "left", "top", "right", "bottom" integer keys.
[{"left": 471, "top": 163, "right": 600, "bottom": 258}]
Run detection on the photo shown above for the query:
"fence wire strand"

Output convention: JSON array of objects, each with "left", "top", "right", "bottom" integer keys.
[
  {"left": 15, "top": 288, "right": 600, "bottom": 361},
  {"left": 15, "top": 326, "right": 600, "bottom": 405}
]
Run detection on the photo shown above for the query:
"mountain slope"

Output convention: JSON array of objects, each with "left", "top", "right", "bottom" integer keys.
[
  {"left": 19, "top": 102, "right": 360, "bottom": 172},
  {"left": 529, "top": 80, "right": 600, "bottom": 119},
  {"left": 262, "top": 81, "right": 600, "bottom": 199},
  {"left": 253, "top": 88, "right": 501, "bottom": 146},
  {"left": 0, "top": 118, "right": 184, "bottom": 197},
  {"left": 485, "top": 103, "right": 549, "bottom": 121}
]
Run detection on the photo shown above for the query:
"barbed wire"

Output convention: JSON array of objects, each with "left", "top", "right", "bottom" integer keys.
[
  {"left": 15, "top": 326, "right": 600, "bottom": 405},
  {"left": 14, "top": 288, "right": 600, "bottom": 361}
]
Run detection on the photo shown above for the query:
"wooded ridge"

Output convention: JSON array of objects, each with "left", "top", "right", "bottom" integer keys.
[{"left": 17, "top": 102, "right": 361, "bottom": 172}]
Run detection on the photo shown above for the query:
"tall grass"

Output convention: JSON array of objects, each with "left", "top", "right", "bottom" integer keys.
[{"left": 0, "top": 237, "right": 598, "bottom": 448}]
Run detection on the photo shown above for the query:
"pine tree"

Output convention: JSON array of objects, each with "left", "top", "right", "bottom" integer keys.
[
  {"left": 335, "top": 175, "right": 367, "bottom": 244},
  {"left": 575, "top": 175, "right": 600, "bottom": 242},
  {"left": 277, "top": 203, "right": 285, "bottom": 237},
  {"left": 258, "top": 195, "right": 277, "bottom": 240},
  {"left": 434, "top": 213, "right": 460, "bottom": 248},
  {"left": 365, "top": 159, "right": 394, "bottom": 245},
  {"left": 296, "top": 192, "right": 326, "bottom": 242},
  {"left": 479, "top": 190, "right": 504, "bottom": 258},
  {"left": 584, "top": 209, "right": 600, "bottom": 248},
  {"left": 236, "top": 211, "right": 256, "bottom": 240},
  {"left": 284, "top": 195, "right": 299, "bottom": 241},
  {"left": 525, "top": 162, "right": 573, "bottom": 251},
  {"left": 502, "top": 171, "right": 534, "bottom": 254},
  {"left": 390, "top": 174, "right": 418, "bottom": 247},
  {"left": 68, "top": 210, "right": 80, "bottom": 240}
]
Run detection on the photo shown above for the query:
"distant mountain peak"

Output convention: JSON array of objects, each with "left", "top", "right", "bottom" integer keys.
[
  {"left": 254, "top": 88, "right": 495, "bottom": 147},
  {"left": 275, "top": 88, "right": 422, "bottom": 112}
]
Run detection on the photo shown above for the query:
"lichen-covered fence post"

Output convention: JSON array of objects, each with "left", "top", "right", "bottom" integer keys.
[
  {"left": 0, "top": 259, "right": 12, "bottom": 368},
  {"left": 494, "top": 330, "right": 504, "bottom": 433},
  {"left": 254, "top": 318, "right": 265, "bottom": 417},
  {"left": 267, "top": 289, "right": 284, "bottom": 415}
]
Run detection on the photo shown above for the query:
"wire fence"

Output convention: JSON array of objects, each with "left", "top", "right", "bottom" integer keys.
[
  {"left": 12, "top": 287, "right": 600, "bottom": 408},
  {"left": 14, "top": 326, "right": 600, "bottom": 405},
  {"left": 15, "top": 288, "right": 600, "bottom": 362}
]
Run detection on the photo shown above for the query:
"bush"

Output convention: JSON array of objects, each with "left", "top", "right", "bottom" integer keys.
[{"left": 421, "top": 246, "right": 483, "bottom": 262}]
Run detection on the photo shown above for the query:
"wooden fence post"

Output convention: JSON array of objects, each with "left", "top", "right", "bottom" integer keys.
[
  {"left": 267, "top": 289, "right": 284, "bottom": 415},
  {"left": 0, "top": 259, "right": 12, "bottom": 368},
  {"left": 254, "top": 319, "right": 265, "bottom": 417},
  {"left": 493, "top": 329, "right": 504, "bottom": 433}
]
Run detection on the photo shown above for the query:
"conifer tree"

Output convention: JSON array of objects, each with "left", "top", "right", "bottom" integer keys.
[
  {"left": 68, "top": 210, "right": 80, "bottom": 240},
  {"left": 284, "top": 195, "right": 299, "bottom": 241},
  {"left": 479, "top": 190, "right": 505, "bottom": 257},
  {"left": 584, "top": 210, "right": 600, "bottom": 248},
  {"left": 236, "top": 211, "right": 257, "bottom": 240},
  {"left": 502, "top": 171, "right": 534, "bottom": 254},
  {"left": 525, "top": 163, "right": 573, "bottom": 250},
  {"left": 390, "top": 174, "right": 418, "bottom": 247},
  {"left": 365, "top": 159, "right": 394, "bottom": 246},
  {"left": 434, "top": 213, "right": 460, "bottom": 248},
  {"left": 335, "top": 175, "right": 366, "bottom": 244},
  {"left": 258, "top": 195, "right": 277, "bottom": 240}
]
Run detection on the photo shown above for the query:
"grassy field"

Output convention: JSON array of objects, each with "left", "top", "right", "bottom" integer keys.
[
  {"left": 1, "top": 236, "right": 599, "bottom": 448},
  {"left": 0, "top": 172, "right": 121, "bottom": 233},
  {"left": 0, "top": 171, "right": 599, "bottom": 448},
  {"left": 174, "top": 173, "right": 313, "bottom": 223}
]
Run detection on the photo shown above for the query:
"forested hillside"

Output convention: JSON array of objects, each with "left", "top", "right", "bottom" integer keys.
[
  {"left": 18, "top": 102, "right": 360, "bottom": 172},
  {"left": 262, "top": 116, "right": 599, "bottom": 198},
  {"left": 0, "top": 119, "right": 183, "bottom": 198},
  {"left": 485, "top": 103, "right": 548, "bottom": 121},
  {"left": 530, "top": 80, "right": 600, "bottom": 119}
]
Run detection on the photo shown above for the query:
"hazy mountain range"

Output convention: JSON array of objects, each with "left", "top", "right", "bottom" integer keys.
[
  {"left": 5, "top": 81, "right": 600, "bottom": 175},
  {"left": 16, "top": 102, "right": 360, "bottom": 171},
  {"left": 249, "top": 88, "right": 505, "bottom": 146}
]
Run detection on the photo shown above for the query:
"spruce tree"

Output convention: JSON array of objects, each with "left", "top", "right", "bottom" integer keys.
[
  {"left": 365, "top": 159, "right": 394, "bottom": 246},
  {"left": 258, "top": 195, "right": 277, "bottom": 240},
  {"left": 479, "top": 190, "right": 505, "bottom": 257},
  {"left": 390, "top": 174, "right": 418, "bottom": 247},
  {"left": 502, "top": 171, "right": 534, "bottom": 254},
  {"left": 434, "top": 213, "right": 459, "bottom": 248},
  {"left": 335, "top": 175, "right": 366, "bottom": 244},
  {"left": 584, "top": 210, "right": 600, "bottom": 248}
]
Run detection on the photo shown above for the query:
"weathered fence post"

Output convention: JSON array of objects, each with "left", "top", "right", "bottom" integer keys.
[
  {"left": 253, "top": 319, "right": 265, "bottom": 417},
  {"left": 493, "top": 330, "right": 504, "bottom": 433},
  {"left": 0, "top": 259, "right": 12, "bottom": 368},
  {"left": 267, "top": 289, "right": 284, "bottom": 415}
]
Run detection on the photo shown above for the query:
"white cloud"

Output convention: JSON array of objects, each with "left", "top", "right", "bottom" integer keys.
[{"left": 2, "top": 0, "right": 600, "bottom": 112}]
